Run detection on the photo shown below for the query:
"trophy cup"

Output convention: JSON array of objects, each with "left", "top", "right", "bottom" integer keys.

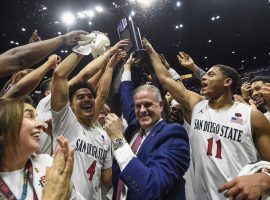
[
  {"left": 116, "top": 15, "right": 169, "bottom": 120},
  {"left": 117, "top": 15, "right": 147, "bottom": 61}
]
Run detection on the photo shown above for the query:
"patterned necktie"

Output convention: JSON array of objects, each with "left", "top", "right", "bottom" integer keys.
[
  {"left": 116, "top": 129, "right": 146, "bottom": 200},
  {"left": 131, "top": 129, "right": 145, "bottom": 154}
]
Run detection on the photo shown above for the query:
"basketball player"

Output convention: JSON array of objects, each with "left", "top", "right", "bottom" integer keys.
[
  {"left": 142, "top": 38, "right": 270, "bottom": 199},
  {"left": 50, "top": 40, "right": 129, "bottom": 199}
]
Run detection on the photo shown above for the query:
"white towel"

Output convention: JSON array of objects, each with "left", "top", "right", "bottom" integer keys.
[{"left": 73, "top": 31, "right": 110, "bottom": 58}]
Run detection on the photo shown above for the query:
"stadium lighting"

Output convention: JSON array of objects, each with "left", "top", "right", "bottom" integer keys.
[
  {"left": 77, "top": 12, "right": 86, "bottom": 19},
  {"left": 95, "top": 6, "right": 104, "bottom": 12},
  {"left": 61, "top": 12, "right": 75, "bottom": 25},
  {"left": 85, "top": 10, "right": 95, "bottom": 18},
  {"left": 136, "top": 0, "right": 156, "bottom": 7}
]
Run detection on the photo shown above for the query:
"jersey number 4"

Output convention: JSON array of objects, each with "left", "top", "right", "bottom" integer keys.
[
  {"left": 207, "top": 137, "right": 222, "bottom": 159},
  {"left": 87, "top": 160, "right": 97, "bottom": 181}
]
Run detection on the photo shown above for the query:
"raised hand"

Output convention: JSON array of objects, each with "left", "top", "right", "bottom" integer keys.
[
  {"left": 104, "top": 113, "right": 124, "bottom": 140},
  {"left": 108, "top": 49, "right": 127, "bottom": 69},
  {"left": 47, "top": 54, "right": 61, "bottom": 70},
  {"left": 241, "top": 82, "right": 252, "bottom": 100},
  {"left": 62, "top": 30, "right": 89, "bottom": 46},
  {"left": 142, "top": 37, "right": 156, "bottom": 54},
  {"left": 42, "top": 136, "right": 75, "bottom": 200},
  {"left": 177, "top": 52, "right": 196, "bottom": 69},
  {"left": 107, "top": 39, "right": 129, "bottom": 55},
  {"left": 126, "top": 52, "right": 135, "bottom": 65}
]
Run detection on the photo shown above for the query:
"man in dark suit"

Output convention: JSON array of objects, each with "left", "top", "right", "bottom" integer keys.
[{"left": 105, "top": 68, "right": 190, "bottom": 199}]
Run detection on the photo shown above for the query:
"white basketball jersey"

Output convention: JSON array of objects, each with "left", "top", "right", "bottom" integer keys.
[
  {"left": 52, "top": 102, "right": 112, "bottom": 200},
  {"left": 189, "top": 100, "right": 258, "bottom": 199}
]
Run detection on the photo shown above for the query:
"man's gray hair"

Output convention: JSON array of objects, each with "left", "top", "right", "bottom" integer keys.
[{"left": 133, "top": 84, "right": 162, "bottom": 102}]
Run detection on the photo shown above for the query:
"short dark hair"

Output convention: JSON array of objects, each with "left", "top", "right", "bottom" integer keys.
[
  {"left": 213, "top": 64, "right": 239, "bottom": 93},
  {"left": 69, "top": 81, "right": 96, "bottom": 102},
  {"left": 40, "top": 78, "right": 51, "bottom": 96},
  {"left": 250, "top": 76, "right": 270, "bottom": 84}
]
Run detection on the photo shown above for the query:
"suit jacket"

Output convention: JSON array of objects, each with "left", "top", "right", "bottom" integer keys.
[{"left": 112, "top": 81, "right": 190, "bottom": 200}]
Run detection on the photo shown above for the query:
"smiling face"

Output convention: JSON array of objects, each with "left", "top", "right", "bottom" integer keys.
[
  {"left": 71, "top": 88, "right": 95, "bottom": 124},
  {"left": 19, "top": 103, "right": 43, "bottom": 156},
  {"left": 134, "top": 90, "right": 163, "bottom": 129},
  {"left": 251, "top": 81, "right": 265, "bottom": 106}
]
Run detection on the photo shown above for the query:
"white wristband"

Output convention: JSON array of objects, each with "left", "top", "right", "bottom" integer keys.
[{"left": 168, "top": 68, "right": 181, "bottom": 81}]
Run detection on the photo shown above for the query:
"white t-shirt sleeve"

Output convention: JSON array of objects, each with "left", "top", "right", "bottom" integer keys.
[
  {"left": 51, "top": 101, "right": 79, "bottom": 143},
  {"left": 36, "top": 94, "right": 52, "bottom": 122}
]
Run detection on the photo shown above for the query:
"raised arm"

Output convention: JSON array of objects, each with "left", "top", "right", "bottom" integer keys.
[
  {"left": 51, "top": 53, "right": 84, "bottom": 112},
  {"left": 87, "top": 63, "right": 107, "bottom": 90},
  {"left": 68, "top": 39, "right": 129, "bottom": 85},
  {"left": 120, "top": 53, "right": 137, "bottom": 124},
  {"left": 0, "top": 69, "right": 33, "bottom": 96},
  {"left": 92, "top": 49, "right": 127, "bottom": 123},
  {"left": 177, "top": 52, "right": 206, "bottom": 80},
  {"left": 142, "top": 38, "right": 202, "bottom": 113},
  {"left": 0, "top": 30, "right": 88, "bottom": 78},
  {"left": 68, "top": 52, "right": 109, "bottom": 85},
  {"left": 3, "top": 55, "right": 61, "bottom": 98}
]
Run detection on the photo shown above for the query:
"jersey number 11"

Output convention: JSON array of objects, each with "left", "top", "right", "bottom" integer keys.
[{"left": 207, "top": 137, "right": 222, "bottom": 159}]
